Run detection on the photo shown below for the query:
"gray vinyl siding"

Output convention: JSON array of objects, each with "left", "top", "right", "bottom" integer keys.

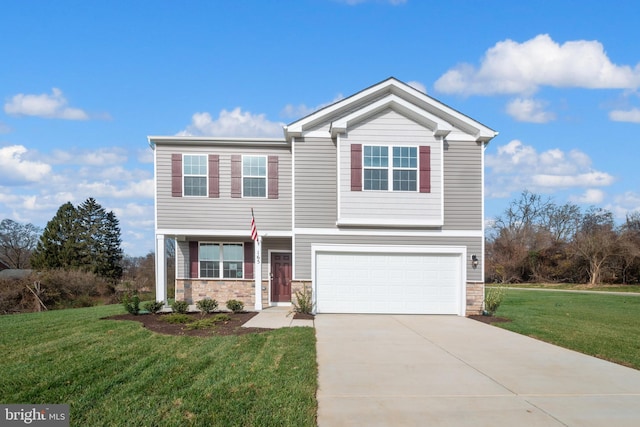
[
  {"left": 294, "top": 233, "right": 483, "bottom": 282},
  {"left": 176, "top": 237, "right": 292, "bottom": 279},
  {"left": 339, "top": 109, "right": 442, "bottom": 224},
  {"left": 294, "top": 137, "right": 337, "bottom": 228},
  {"left": 156, "top": 144, "right": 291, "bottom": 230},
  {"left": 442, "top": 139, "right": 483, "bottom": 230}
]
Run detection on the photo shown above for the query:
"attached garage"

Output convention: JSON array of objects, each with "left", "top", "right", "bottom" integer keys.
[{"left": 313, "top": 245, "right": 466, "bottom": 315}]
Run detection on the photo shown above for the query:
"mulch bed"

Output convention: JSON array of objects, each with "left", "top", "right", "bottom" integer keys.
[
  {"left": 468, "top": 314, "right": 511, "bottom": 325},
  {"left": 293, "top": 312, "right": 315, "bottom": 320},
  {"left": 104, "top": 312, "right": 272, "bottom": 337}
]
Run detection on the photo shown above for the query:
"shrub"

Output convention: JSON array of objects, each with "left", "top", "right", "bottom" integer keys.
[
  {"left": 186, "top": 318, "right": 216, "bottom": 330},
  {"left": 484, "top": 286, "right": 506, "bottom": 316},
  {"left": 226, "top": 299, "right": 244, "bottom": 313},
  {"left": 163, "top": 313, "right": 190, "bottom": 324},
  {"left": 123, "top": 293, "right": 140, "bottom": 315},
  {"left": 143, "top": 300, "right": 164, "bottom": 314},
  {"left": 291, "top": 284, "right": 313, "bottom": 315},
  {"left": 170, "top": 300, "right": 189, "bottom": 314},
  {"left": 213, "top": 313, "right": 231, "bottom": 322},
  {"left": 196, "top": 298, "right": 218, "bottom": 315}
]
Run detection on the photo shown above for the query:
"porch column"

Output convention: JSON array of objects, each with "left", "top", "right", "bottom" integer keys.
[
  {"left": 254, "top": 236, "right": 262, "bottom": 311},
  {"left": 155, "top": 234, "right": 167, "bottom": 306}
]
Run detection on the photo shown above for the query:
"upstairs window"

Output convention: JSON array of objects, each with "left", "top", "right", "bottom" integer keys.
[
  {"left": 363, "top": 146, "right": 417, "bottom": 191},
  {"left": 243, "top": 156, "right": 267, "bottom": 197},
  {"left": 183, "top": 155, "right": 207, "bottom": 196}
]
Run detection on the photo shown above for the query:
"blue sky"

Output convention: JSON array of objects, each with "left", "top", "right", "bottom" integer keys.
[{"left": 1, "top": 0, "right": 639, "bottom": 256}]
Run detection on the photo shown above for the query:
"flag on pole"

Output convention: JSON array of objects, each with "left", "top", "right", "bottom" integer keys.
[{"left": 250, "top": 209, "right": 258, "bottom": 241}]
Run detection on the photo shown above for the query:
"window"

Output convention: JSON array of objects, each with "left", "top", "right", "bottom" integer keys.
[
  {"left": 392, "top": 147, "right": 417, "bottom": 191},
  {"left": 199, "top": 243, "right": 244, "bottom": 278},
  {"left": 243, "top": 156, "right": 266, "bottom": 197},
  {"left": 183, "top": 155, "right": 207, "bottom": 196},
  {"left": 363, "top": 146, "right": 417, "bottom": 191}
]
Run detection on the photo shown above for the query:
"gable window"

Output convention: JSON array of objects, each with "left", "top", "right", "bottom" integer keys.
[
  {"left": 183, "top": 155, "right": 207, "bottom": 196},
  {"left": 363, "top": 146, "right": 417, "bottom": 191},
  {"left": 199, "top": 243, "right": 244, "bottom": 278},
  {"left": 243, "top": 156, "right": 267, "bottom": 197}
]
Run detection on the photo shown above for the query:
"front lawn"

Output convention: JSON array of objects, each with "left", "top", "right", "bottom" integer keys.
[
  {"left": 0, "top": 305, "right": 317, "bottom": 426},
  {"left": 494, "top": 289, "right": 640, "bottom": 370}
]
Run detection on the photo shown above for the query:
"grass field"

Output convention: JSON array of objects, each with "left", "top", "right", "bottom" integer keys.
[
  {"left": 0, "top": 305, "right": 317, "bottom": 426},
  {"left": 494, "top": 289, "right": 640, "bottom": 370},
  {"left": 492, "top": 283, "right": 640, "bottom": 293}
]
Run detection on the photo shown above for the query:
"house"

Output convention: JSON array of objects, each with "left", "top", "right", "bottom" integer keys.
[{"left": 149, "top": 78, "right": 498, "bottom": 316}]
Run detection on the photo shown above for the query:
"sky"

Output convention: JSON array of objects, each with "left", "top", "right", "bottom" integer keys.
[{"left": 1, "top": 0, "right": 640, "bottom": 256}]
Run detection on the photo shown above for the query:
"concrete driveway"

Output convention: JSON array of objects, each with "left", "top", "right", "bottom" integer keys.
[{"left": 315, "top": 314, "right": 640, "bottom": 427}]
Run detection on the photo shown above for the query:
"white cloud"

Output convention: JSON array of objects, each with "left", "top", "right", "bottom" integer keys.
[
  {"left": 506, "top": 97, "right": 556, "bottom": 123},
  {"left": 486, "top": 140, "right": 614, "bottom": 198},
  {"left": 281, "top": 94, "right": 345, "bottom": 120},
  {"left": 407, "top": 81, "right": 427, "bottom": 94},
  {"left": 609, "top": 108, "right": 640, "bottom": 123},
  {"left": 4, "top": 88, "right": 89, "bottom": 120},
  {"left": 177, "top": 108, "right": 284, "bottom": 138},
  {"left": 0, "top": 145, "right": 52, "bottom": 185},
  {"left": 435, "top": 34, "right": 640, "bottom": 96},
  {"left": 50, "top": 147, "right": 128, "bottom": 166},
  {"left": 569, "top": 189, "right": 605, "bottom": 204}
]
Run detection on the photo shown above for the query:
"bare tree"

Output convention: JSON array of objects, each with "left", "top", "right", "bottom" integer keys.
[
  {"left": 571, "top": 208, "right": 618, "bottom": 285},
  {"left": 0, "top": 219, "right": 41, "bottom": 268}
]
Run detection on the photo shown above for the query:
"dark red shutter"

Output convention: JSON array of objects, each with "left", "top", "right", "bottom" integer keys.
[
  {"left": 351, "top": 144, "right": 362, "bottom": 191},
  {"left": 244, "top": 242, "right": 254, "bottom": 279},
  {"left": 171, "top": 154, "right": 182, "bottom": 197},
  {"left": 268, "top": 156, "right": 278, "bottom": 199},
  {"left": 189, "top": 241, "right": 199, "bottom": 278},
  {"left": 231, "top": 155, "right": 242, "bottom": 198},
  {"left": 419, "top": 146, "right": 431, "bottom": 193},
  {"left": 208, "top": 154, "right": 219, "bottom": 198}
]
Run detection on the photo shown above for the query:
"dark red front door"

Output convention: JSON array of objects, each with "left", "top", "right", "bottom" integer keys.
[{"left": 271, "top": 253, "right": 292, "bottom": 302}]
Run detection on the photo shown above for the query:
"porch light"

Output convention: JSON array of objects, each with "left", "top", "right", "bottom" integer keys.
[{"left": 471, "top": 254, "right": 479, "bottom": 268}]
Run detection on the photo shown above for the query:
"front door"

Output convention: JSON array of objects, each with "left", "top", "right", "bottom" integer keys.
[{"left": 271, "top": 252, "right": 292, "bottom": 303}]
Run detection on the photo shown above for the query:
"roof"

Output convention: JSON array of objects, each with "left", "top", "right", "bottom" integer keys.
[
  {"left": 284, "top": 77, "right": 498, "bottom": 143},
  {"left": 0, "top": 269, "right": 33, "bottom": 280}
]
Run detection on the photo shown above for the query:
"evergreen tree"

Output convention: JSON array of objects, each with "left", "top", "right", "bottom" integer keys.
[
  {"left": 31, "top": 202, "right": 82, "bottom": 270},
  {"left": 31, "top": 198, "right": 124, "bottom": 282}
]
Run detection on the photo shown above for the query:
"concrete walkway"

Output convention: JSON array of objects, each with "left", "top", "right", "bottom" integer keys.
[
  {"left": 241, "top": 306, "right": 314, "bottom": 329},
  {"left": 315, "top": 314, "right": 640, "bottom": 427}
]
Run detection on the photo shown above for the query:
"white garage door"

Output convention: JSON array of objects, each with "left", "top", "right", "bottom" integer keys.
[{"left": 315, "top": 249, "right": 463, "bottom": 315}]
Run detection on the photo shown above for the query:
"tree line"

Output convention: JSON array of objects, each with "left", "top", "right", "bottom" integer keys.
[{"left": 486, "top": 191, "right": 640, "bottom": 285}]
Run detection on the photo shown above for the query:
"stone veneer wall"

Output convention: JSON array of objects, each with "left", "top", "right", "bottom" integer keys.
[
  {"left": 176, "top": 279, "right": 269, "bottom": 309},
  {"left": 466, "top": 281, "right": 484, "bottom": 315}
]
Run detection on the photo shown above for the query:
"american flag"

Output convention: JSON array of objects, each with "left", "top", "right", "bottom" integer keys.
[{"left": 251, "top": 209, "right": 258, "bottom": 241}]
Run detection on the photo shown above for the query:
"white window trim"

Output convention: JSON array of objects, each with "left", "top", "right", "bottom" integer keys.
[
  {"left": 182, "top": 153, "right": 208, "bottom": 197},
  {"left": 198, "top": 242, "right": 245, "bottom": 279},
  {"left": 242, "top": 155, "right": 268, "bottom": 198},
  {"left": 363, "top": 145, "right": 418, "bottom": 192}
]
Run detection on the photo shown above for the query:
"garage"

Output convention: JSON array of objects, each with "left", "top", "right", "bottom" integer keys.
[{"left": 313, "top": 245, "right": 466, "bottom": 315}]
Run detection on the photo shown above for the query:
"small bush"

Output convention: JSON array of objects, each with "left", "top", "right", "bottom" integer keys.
[
  {"left": 213, "top": 313, "right": 231, "bottom": 322},
  {"left": 143, "top": 300, "right": 164, "bottom": 314},
  {"left": 484, "top": 286, "right": 506, "bottom": 316},
  {"left": 186, "top": 318, "right": 216, "bottom": 330},
  {"left": 196, "top": 298, "right": 218, "bottom": 314},
  {"left": 226, "top": 299, "right": 244, "bottom": 313},
  {"left": 171, "top": 300, "right": 189, "bottom": 314},
  {"left": 163, "top": 313, "right": 190, "bottom": 324},
  {"left": 123, "top": 294, "right": 140, "bottom": 315},
  {"left": 291, "top": 284, "right": 313, "bottom": 315}
]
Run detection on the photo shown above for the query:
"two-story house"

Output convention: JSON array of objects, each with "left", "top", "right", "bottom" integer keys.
[{"left": 150, "top": 77, "right": 497, "bottom": 316}]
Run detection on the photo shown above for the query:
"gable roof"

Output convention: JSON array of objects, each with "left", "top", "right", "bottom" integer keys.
[{"left": 284, "top": 77, "right": 498, "bottom": 143}]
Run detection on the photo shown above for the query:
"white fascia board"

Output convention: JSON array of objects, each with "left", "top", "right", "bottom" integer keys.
[
  {"left": 295, "top": 228, "right": 483, "bottom": 237},
  {"left": 156, "top": 229, "right": 292, "bottom": 238},
  {"left": 330, "top": 94, "right": 453, "bottom": 138},
  {"left": 148, "top": 136, "right": 289, "bottom": 147},
  {"left": 336, "top": 218, "right": 444, "bottom": 227}
]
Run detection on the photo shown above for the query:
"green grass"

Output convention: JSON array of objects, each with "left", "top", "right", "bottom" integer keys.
[
  {"left": 491, "top": 283, "right": 640, "bottom": 293},
  {"left": 494, "top": 289, "right": 640, "bottom": 369},
  {"left": 0, "top": 305, "right": 317, "bottom": 426}
]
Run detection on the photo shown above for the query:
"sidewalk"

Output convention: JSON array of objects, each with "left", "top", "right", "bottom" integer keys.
[{"left": 242, "top": 306, "right": 315, "bottom": 329}]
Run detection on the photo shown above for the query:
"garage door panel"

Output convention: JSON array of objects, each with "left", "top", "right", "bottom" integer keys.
[{"left": 315, "top": 251, "right": 462, "bottom": 315}]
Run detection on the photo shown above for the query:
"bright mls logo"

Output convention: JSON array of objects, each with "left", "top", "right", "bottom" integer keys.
[{"left": 1, "top": 405, "right": 69, "bottom": 426}]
